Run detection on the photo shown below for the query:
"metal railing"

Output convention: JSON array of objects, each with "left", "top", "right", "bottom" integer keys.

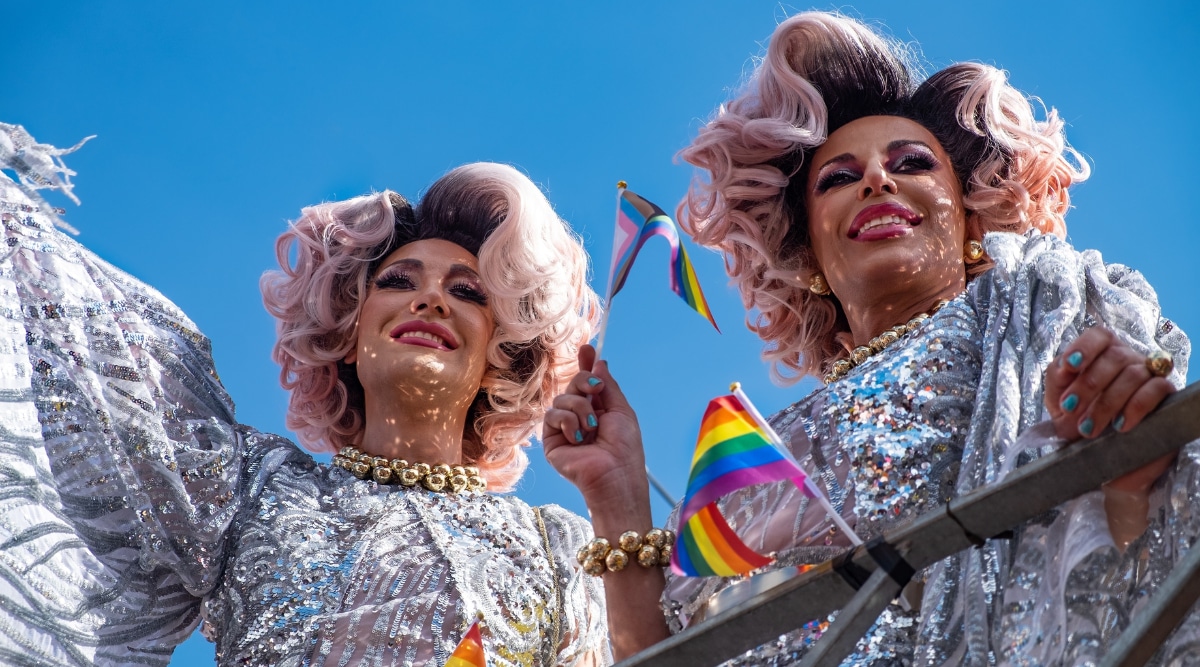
[{"left": 618, "top": 383, "right": 1200, "bottom": 667}]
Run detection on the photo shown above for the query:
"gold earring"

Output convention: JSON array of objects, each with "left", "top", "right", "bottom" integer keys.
[
  {"left": 964, "top": 240, "right": 984, "bottom": 263},
  {"left": 808, "top": 272, "right": 831, "bottom": 296}
]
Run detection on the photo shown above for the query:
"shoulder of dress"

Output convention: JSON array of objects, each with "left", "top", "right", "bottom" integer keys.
[{"left": 234, "top": 425, "right": 317, "bottom": 485}]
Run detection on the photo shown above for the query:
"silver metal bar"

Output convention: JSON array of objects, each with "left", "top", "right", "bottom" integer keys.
[
  {"left": 1099, "top": 532, "right": 1200, "bottom": 667},
  {"left": 616, "top": 383, "right": 1200, "bottom": 667},
  {"left": 798, "top": 568, "right": 902, "bottom": 667}
]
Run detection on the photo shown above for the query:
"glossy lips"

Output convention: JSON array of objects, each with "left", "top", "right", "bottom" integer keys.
[
  {"left": 389, "top": 321, "right": 459, "bottom": 351},
  {"left": 848, "top": 202, "right": 922, "bottom": 241}
]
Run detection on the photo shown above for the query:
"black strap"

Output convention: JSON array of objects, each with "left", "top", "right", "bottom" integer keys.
[
  {"left": 945, "top": 504, "right": 1014, "bottom": 548},
  {"left": 832, "top": 537, "right": 916, "bottom": 591},
  {"left": 865, "top": 536, "right": 915, "bottom": 589},
  {"left": 833, "top": 549, "right": 873, "bottom": 590}
]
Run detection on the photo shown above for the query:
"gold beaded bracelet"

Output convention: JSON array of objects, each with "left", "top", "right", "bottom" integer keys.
[{"left": 576, "top": 529, "right": 676, "bottom": 576}]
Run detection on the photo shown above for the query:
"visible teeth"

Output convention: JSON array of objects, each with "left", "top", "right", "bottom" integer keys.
[
  {"left": 859, "top": 214, "right": 907, "bottom": 233},
  {"left": 402, "top": 331, "right": 446, "bottom": 346}
]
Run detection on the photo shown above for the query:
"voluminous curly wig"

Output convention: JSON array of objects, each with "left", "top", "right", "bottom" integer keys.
[
  {"left": 679, "top": 12, "right": 1089, "bottom": 383},
  {"left": 260, "top": 163, "right": 601, "bottom": 491}
]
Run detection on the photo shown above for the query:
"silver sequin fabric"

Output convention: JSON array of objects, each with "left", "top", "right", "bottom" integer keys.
[
  {"left": 664, "top": 231, "right": 1197, "bottom": 666},
  {"left": 0, "top": 142, "right": 608, "bottom": 666}
]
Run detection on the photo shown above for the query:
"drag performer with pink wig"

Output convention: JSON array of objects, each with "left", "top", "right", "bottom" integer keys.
[
  {"left": 544, "top": 11, "right": 1196, "bottom": 666},
  {"left": 0, "top": 127, "right": 609, "bottom": 666}
]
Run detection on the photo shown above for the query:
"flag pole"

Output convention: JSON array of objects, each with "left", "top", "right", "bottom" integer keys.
[
  {"left": 647, "top": 469, "right": 678, "bottom": 507},
  {"left": 730, "top": 383, "right": 862, "bottom": 546},
  {"left": 591, "top": 181, "right": 627, "bottom": 362}
]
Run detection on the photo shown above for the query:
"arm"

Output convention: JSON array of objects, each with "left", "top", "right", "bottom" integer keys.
[{"left": 543, "top": 345, "right": 671, "bottom": 659}]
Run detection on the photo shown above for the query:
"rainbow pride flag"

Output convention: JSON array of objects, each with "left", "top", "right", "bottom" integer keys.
[
  {"left": 444, "top": 618, "right": 486, "bottom": 667},
  {"left": 672, "top": 394, "right": 816, "bottom": 577},
  {"left": 675, "top": 501, "right": 772, "bottom": 577},
  {"left": 607, "top": 188, "right": 719, "bottom": 331}
]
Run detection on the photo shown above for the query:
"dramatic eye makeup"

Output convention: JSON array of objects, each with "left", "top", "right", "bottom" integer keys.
[
  {"left": 812, "top": 139, "right": 942, "bottom": 193},
  {"left": 889, "top": 143, "right": 939, "bottom": 173},
  {"left": 371, "top": 258, "right": 488, "bottom": 306},
  {"left": 373, "top": 267, "right": 415, "bottom": 291},
  {"left": 448, "top": 280, "right": 488, "bottom": 306},
  {"left": 814, "top": 166, "right": 861, "bottom": 193}
]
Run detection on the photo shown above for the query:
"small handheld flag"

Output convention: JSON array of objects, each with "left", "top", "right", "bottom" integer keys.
[
  {"left": 444, "top": 616, "right": 486, "bottom": 667},
  {"left": 672, "top": 387, "right": 861, "bottom": 577},
  {"left": 595, "top": 183, "right": 719, "bottom": 359}
]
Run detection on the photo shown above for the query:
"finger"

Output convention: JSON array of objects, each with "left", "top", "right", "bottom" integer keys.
[
  {"left": 1056, "top": 327, "right": 1114, "bottom": 376},
  {"left": 562, "top": 368, "right": 605, "bottom": 399},
  {"left": 1079, "top": 361, "right": 1149, "bottom": 438},
  {"left": 1046, "top": 328, "right": 1112, "bottom": 418},
  {"left": 543, "top": 407, "right": 586, "bottom": 445},
  {"left": 578, "top": 344, "right": 597, "bottom": 375},
  {"left": 590, "top": 360, "right": 635, "bottom": 415},
  {"left": 1049, "top": 412, "right": 1083, "bottom": 442},
  {"left": 1044, "top": 361, "right": 1072, "bottom": 420},
  {"left": 1059, "top": 344, "right": 1139, "bottom": 436},
  {"left": 551, "top": 393, "right": 601, "bottom": 433},
  {"left": 1111, "top": 377, "right": 1176, "bottom": 434}
]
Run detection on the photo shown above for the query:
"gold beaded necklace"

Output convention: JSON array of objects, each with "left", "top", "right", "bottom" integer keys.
[
  {"left": 823, "top": 298, "right": 951, "bottom": 385},
  {"left": 332, "top": 445, "right": 486, "bottom": 493}
]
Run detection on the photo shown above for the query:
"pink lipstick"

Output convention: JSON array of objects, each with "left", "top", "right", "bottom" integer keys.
[{"left": 389, "top": 321, "right": 459, "bottom": 351}]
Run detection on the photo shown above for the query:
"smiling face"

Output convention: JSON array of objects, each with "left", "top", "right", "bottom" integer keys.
[
  {"left": 804, "top": 115, "right": 969, "bottom": 317},
  {"left": 347, "top": 238, "right": 495, "bottom": 414}
]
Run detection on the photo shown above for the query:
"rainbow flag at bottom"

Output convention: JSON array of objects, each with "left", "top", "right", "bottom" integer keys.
[
  {"left": 672, "top": 394, "right": 815, "bottom": 577},
  {"left": 675, "top": 501, "right": 772, "bottom": 576},
  {"left": 444, "top": 618, "right": 486, "bottom": 667}
]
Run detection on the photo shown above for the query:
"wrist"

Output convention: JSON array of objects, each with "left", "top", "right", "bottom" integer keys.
[
  {"left": 1102, "top": 483, "right": 1152, "bottom": 551},
  {"left": 580, "top": 471, "right": 652, "bottom": 522}
]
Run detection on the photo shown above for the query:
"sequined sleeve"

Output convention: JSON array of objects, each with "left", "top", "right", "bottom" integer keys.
[
  {"left": 920, "top": 230, "right": 1196, "bottom": 666},
  {"left": 0, "top": 171, "right": 272, "bottom": 663},
  {"left": 534, "top": 504, "right": 612, "bottom": 666}
]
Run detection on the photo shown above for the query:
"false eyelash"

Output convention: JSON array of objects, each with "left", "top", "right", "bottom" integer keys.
[
  {"left": 373, "top": 271, "right": 414, "bottom": 290},
  {"left": 815, "top": 169, "right": 860, "bottom": 193},
  {"left": 449, "top": 282, "right": 488, "bottom": 305}
]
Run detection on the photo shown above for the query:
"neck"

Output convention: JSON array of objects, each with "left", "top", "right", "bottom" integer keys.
[
  {"left": 358, "top": 395, "right": 471, "bottom": 464},
  {"left": 840, "top": 282, "right": 963, "bottom": 350}
]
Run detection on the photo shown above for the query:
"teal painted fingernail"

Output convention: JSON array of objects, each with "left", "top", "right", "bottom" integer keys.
[
  {"left": 1061, "top": 394, "right": 1079, "bottom": 412},
  {"left": 1113, "top": 414, "right": 1125, "bottom": 431},
  {"left": 1079, "top": 418, "right": 1094, "bottom": 437},
  {"left": 1067, "top": 351, "right": 1084, "bottom": 368},
  {"left": 575, "top": 430, "right": 583, "bottom": 442},
  {"left": 587, "top": 414, "right": 597, "bottom": 428},
  {"left": 587, "top": 377, "right": 601, "bottom": 387}
]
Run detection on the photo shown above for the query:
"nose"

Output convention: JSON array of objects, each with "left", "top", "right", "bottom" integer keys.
[
  {"left": 411, "top": 285, "right": 449, "bottom": 317},
  {"left": 858, "top": 161, "right": 897, "bottom": 199}
]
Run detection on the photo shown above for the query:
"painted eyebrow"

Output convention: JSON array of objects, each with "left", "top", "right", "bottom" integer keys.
[
  {"left": 375, "top": 258, "right": 482, "bottom": 282},
  {"left": 445, "top": 263, "right": 483, "bottom": 283},
  {"left": 813, "top": 139, "right": 937, "bottom": 175}
]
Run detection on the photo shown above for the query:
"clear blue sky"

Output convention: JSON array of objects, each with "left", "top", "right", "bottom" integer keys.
[{"left": 5, "top": 2, "right": 1198, "bottom": 664}]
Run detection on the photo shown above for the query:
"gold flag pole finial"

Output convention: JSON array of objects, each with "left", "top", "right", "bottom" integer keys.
[
  {"left": 616, "top": 180, "right": 627, "bottom": 189},
  {"left": 730, "top": 381, "right": 741, "bottom": 392}
]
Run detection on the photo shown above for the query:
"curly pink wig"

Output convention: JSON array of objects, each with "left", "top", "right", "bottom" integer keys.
[
  {"left": 679, "top": 12, "right": 1089, "bottom": 383},
  {"left": 261, "top": 163, "right": 601, "bottom": 491}
]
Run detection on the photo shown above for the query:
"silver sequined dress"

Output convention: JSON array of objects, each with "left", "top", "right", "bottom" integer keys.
[
  {"left": 664, "top": 231, "right": 1197, "bottom": 666},
  {"left": 0, "top": 125, "right": 608, "bottom": 667}
]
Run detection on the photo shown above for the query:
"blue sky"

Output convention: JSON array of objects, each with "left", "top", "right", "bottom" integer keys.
[{"left": 5, "top": 1, "right": 1198, "bottom": 664}]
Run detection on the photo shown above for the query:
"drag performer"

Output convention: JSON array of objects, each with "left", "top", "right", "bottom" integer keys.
[
  {"left": 544, "top": 12, "right": 1195, "bottom": 665},
  {"left": 0, "top": 127, "right": 608, "bottom": 666}
]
